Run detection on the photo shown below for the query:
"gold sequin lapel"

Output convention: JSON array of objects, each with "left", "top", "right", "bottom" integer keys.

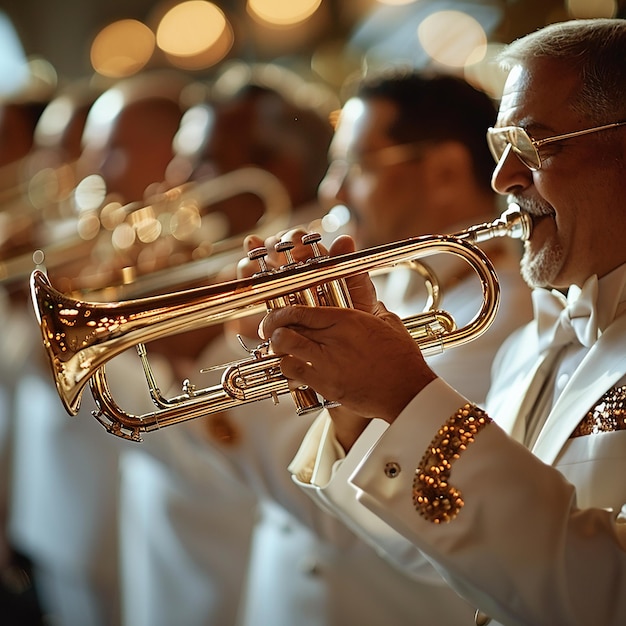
[{"left": 570, "top": 385, "right": 626, "bottom": 437}]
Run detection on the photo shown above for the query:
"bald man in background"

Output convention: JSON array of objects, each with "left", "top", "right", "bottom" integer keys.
[{"left": 7, "top": 69, "right": 193, "bottom": 626}]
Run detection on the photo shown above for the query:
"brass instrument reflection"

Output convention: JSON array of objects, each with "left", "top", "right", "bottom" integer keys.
[{"left": 1, "top": 166, "right": 294, "bottom": 298}]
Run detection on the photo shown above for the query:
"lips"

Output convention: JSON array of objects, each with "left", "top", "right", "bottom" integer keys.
[
  {"left": 531, "top": 212, "right": 555, "bottom": 227},
  {"left": 524, "top": 212, "right": 557, "bottom": 247},
  {"left": 515, "top": 206, "right": 555, "bottom": 243},
  {"left": 510, "top": 199, "right": 555, "bottom": 232}
]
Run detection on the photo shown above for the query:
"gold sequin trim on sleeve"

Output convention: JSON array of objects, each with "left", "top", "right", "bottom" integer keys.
[
  {"left": 412, "top": 403, "right": 491, "bottom": 524},
  {"left": 570, "top": 385, "right": 626, "bottom": 438}
]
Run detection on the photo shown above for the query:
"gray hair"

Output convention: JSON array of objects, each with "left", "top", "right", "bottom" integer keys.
[{"left": 498, "top": 19, "right": 626, "bottom": 120}]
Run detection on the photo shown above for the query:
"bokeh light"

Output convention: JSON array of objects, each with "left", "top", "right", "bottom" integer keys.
[
  {"left": 157, "top": 1, "right": 226, "bottom": 56},
  {"left": 418, "top": 10, "right": 487, "bottom": 68},
  {"left": 156, "top": 1, "right": 234, "bottom": 69},
  {"left": 246, "top": 0, "right": 322, "bottom": 26},
  {"left": 463, "top": 42, "right": 509, "bottom": 100},
  {"left": 566, "top": 0, "right": 617, "bottom": 18},
  {"left": 90, "top": 19, "right": 155, "bottom": 78}
]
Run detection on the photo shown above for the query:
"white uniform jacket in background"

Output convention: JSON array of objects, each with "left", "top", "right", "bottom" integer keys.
[
  {"left": 123, "top": 331, "right": 478, "bottom": 626},
  {"left": 378, "top": 222, "right": 533, "bottom": 406}
]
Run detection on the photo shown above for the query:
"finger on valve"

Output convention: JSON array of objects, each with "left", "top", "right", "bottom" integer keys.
[
  {"left": 238, "top": 230, "right": 311, "bottom": 278},
  {"left": 237, "top": 235, "right": 265, "bottom": 279}
]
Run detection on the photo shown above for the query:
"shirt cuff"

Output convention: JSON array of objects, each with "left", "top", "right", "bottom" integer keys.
[
  {"left": 350, "top": 377, "right": 470, "bottom": 496},
  {"left": 289, "top": 409, "right": 389, "bottom": 488}
]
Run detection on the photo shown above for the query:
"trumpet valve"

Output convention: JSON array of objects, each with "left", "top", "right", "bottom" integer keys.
[
  {"left": 274, "top": 239, "right": 296, "bottom": 266},
  {"left": 290, "top": 386, "right": 323, "bottom": 415},
  {"left": 248, "top": 246, "right": 270, "bottom": 274},
  {"left": 182, "top": 379, "right": 197, "bottom": 397},
  {"left": 301, "top": 232, "right": 324, "bottom": 259}
]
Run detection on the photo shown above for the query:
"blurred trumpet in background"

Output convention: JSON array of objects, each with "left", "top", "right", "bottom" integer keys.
[{"left": 0, "top": 165, "right": 295, "bottom": 296}]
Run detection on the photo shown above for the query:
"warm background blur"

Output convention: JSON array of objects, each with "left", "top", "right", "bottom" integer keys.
[
  {"left": 3, "top": 0, "right": 626, "bottom": 105},
  {"left": 1, "top": 4, "right": 625, "bottom": 626}
]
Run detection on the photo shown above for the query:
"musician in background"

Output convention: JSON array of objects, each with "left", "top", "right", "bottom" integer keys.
[
  {"left": 115, "top": 64, "right": 336, "bottom": 626},
  {"left": 260, "top": 18, "right": 626, "bottom": 626},
  {"left": 233, "top": 69, "right": 533, "bottom": 625},
  {"left": 7, "top": 69, "right": 192, "bottom": 626},
  {"left": 0, "top": 100, "right": 47, "bottom": 169},
  {"left": 165, "top": 74, "right": 336, "bottom": 237},
  {"left": 75, "top": 69, "right": 191, "bottom": 204},
  {"left": 29, "top": 78, "right": 103, "bottom": 169},
  {"left": 313, "top": 70, "right": 533, "bottom": 404},
  {"left": 0, "top": 87, "right": 57, "bottom": 625},
  {"left": 0, "top": 97, "right": 51, "bottom": 259}
]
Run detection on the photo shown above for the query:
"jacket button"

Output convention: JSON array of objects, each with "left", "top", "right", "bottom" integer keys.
[{"left": 384, "top": 461, "right": 401, "bottom": 478}]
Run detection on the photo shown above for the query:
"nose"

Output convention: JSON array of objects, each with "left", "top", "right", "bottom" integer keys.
[{"left": 490, "top": 143, "right": 533, "bottom": 196}]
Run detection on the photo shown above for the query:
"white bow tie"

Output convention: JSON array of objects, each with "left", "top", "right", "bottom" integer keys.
[{"left": 534, "top": 276, "right": 600, "bottom": 353}]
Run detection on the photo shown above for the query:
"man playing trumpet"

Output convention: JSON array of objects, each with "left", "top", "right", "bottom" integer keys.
[{"left": 261, "top": 18, "right": 626, "bottom": 626}]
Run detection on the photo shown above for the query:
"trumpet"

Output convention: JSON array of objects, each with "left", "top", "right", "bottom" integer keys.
[
  {"left": 92, "top": 166, "right": 292, "bottom": 298},
  {"left": 30, "top": 205, "right": 531, "bottom": 441},
  {"left": 1, "top": 166, "right": 292, "bottom": 292}
]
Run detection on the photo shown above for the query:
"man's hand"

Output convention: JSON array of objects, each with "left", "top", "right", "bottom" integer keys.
[
  {"left": 240, "top": 228, "right": 436, "bottom": 449},
  {"left": 260, "top": 303, "right": 437, "bottom": 425}
]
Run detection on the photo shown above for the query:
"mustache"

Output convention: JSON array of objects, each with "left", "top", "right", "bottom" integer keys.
[{"left": 508, "top": 196, "right": 555, "bottom": 217}]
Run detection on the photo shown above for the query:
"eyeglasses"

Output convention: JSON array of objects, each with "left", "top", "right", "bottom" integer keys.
[
  {"left": 486, "top": 120, "right": 626, "bottom": 171},
  {"left": 328, "top": 141, "right": 427, "bottom": 179}
]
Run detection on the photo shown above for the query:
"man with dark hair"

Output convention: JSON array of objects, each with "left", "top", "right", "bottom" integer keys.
[{"left": 314, "top": 69, "right": 532, "bottom": 404}]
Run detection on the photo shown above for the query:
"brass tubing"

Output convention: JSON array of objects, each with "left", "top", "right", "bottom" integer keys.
[{"left": 30, "top": 205, "right": 532, "bottom": 440}]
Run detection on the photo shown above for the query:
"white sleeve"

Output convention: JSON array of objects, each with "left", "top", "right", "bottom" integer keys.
[
  {"left": 288, "top": 407, "right": 455, "bottom": 585},
  {"left": 351, "top": 378, "right": 626, "bottom": 626}
]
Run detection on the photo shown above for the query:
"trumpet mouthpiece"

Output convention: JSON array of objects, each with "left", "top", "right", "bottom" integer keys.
[{"left": 460, "top": 204, "right": 532, "bottom": 244}]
